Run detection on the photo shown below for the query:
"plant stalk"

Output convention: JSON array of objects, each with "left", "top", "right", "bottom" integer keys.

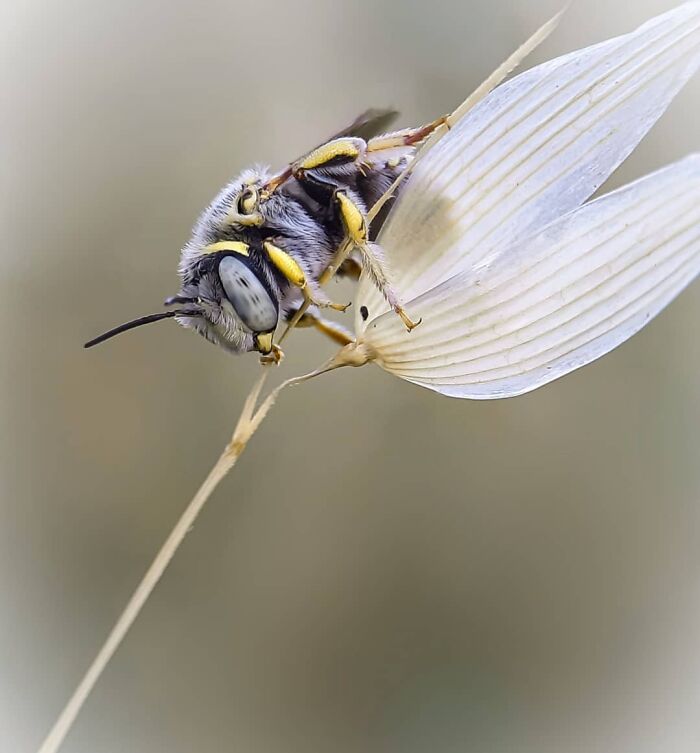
[{"left": 36, "top": 369, "right": 276, "bottom": 753}]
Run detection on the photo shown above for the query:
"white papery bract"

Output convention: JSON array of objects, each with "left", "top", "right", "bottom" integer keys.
[
  {"left": 365, "top": 156, "right": 700, "bottom": 398},
  {"left": 355, "top": 3, "right": 700, "bottom": 398}
]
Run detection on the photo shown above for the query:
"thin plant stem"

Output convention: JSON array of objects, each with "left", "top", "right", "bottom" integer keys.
[
  {"left": 35, "top": 352, "right": 354, "bottom": 753},
  {"left": 367, "top": 7, "right": 565, "bottom": 224},
  {"left": 36, "top": 369, "right": 276, "bottom": 753}
]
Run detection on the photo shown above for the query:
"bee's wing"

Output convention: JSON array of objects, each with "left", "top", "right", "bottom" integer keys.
[
  {"left": 327, "top": 108, "right": 400, "bottom": 142},
  {"left": 361, "top": 155, "right": 700, "bottom": 398},
  {"left": 355, "top": 2, "right": 700, "bottom": 330}
]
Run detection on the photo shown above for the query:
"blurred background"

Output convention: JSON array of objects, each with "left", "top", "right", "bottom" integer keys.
[{"left": 2, "top": 0, "right": 699, "bottom": 751}]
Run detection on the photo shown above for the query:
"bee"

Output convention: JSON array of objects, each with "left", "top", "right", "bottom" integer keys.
[{"left": 85, "top": 109, "right": 441, "bottom": 360}]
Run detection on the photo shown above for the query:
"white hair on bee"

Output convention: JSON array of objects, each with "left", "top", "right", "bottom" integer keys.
[{"left": 186, "top": 165, "right": 272, "bottom": 243}]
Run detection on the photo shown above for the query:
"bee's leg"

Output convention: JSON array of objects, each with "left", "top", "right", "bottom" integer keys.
[
  {"left": 293, "top": 137, "right": 367, "bottom": 179},
  {"left": 355, "top": 242, "right": 422, "bottom": 332},
  {"left": 317, "top": 237, "right": 354, "bottom": 286},
  {"left": 332, "top": 191, "right": 421, "bottom": 332},
  {"left": 254, "top": 333, "right": 284, "bottom": 365},
  {"left": 286, "top": 308, "right": 354, "bottom": 347},
  {"left": 263, "top": 119, "right": 448, "bottom": 197},
  {"left": 292, "top": 120, "right": 447, "bottom": 181},
  {"left": 365, "top": 115, "right": 449, "bottom": 154},
  {"left": 262, "top": 137, "right": 367, "bottom": 196},
  {"left": 293, "top": 156, "right": 421, "bottom": 331},
  {"left": 258, "top": 346, "right": 284, "bottom": 365},
  {"left": 288, "top": 169, "right": 359, "bottom": 287},
  {"left": 263, "top": 240, "right": 351, "bottom": 342},
  {"left": 263, "top": 241, "right": 350, "bottom": 313},
  {"left": 314, "top": 189, "right": 367, "bottom": 284}
]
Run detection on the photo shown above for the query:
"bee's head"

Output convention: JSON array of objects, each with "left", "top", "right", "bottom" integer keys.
[
  {"left": 85, "top": 241, "right": 281, "bottom": 355},
  {"left": 173, "top": 241, "right": 280, "bottom": 354},
  {"left": 84, "top": 167, "right": 284, "bottom": 355}
]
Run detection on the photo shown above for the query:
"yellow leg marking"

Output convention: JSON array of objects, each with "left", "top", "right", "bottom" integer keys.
[
  {"left": 255, "top": 332, "right": 284, "bottom": 365},
  {"left": 264, "top": 241, "right": 349, "bottom": 312},
  {"left": 312, "top": 319, "right": 353, "bottom": 347},
  {"left": 297, "top": 138, "right": 362, "bottom": 171},
  {"left": 295, "top": 312, "right": 354, "bottom": 347},
  {"left": 263, "top": 241, "right": 349, "bottom": 347},
  {"left": 335, "top": 192, "right": 366, "bottom": 244},
  {"left": 254, "top": 332, "right": 274, "bottom": 355},
  {"left": 319, "top": 194, "right": 371, "bottom": 286},
  {"left": 263, "top": 241, "right": 306, "bottom": 287}
]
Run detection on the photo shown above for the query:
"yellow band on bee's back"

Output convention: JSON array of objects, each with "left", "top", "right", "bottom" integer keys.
[
  {"left": 202, "top": 241, "right": 250, "bottom": 256},
  {"left": 298, "top": 138, "right": 361, "bottom": 171}
]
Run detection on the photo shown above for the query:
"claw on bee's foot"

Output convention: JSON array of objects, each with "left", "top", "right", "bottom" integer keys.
[
  {"left": 259, "top": 344, "right": 284, "bottom": 366},
  {"left": 254, "top": 332, "right": 284, "bottom": 364},
  {"left": 303, "top": 286, "right": 351, "bottom": 313},
  {"left": 310, "top": 297, "right": 352, "bottom": 313},
  {"left": 325, "top": 300, "right": 352, "bottom": 313},
  {"left": 396, "top": 307, "right": 422, "bottom": 332}
]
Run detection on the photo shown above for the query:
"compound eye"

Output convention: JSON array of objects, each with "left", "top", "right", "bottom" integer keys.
[
  {"left": 237, "top": 186, "right": 259, "bottom": 215},
  {"left": 218, "top": 255, "right": 278, "bottom": 333}
]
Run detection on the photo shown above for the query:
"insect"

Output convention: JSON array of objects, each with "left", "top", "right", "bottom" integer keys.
[
  {"left": 85, "top": 2, "right": 700, "bottom": 399},
  {"left": 85, "top": 108, "right": 442, "bottom": 361}
]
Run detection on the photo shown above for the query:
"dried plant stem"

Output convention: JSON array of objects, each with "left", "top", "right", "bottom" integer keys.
[
  {"left": 36, "top": 368, "right": 283, "bottom": 753},
  {"left": 37, "top": 351, "right": 354, "bottom": 753},
  {"left": 366, "top": 7, "right": 565, "bottom": 224}
]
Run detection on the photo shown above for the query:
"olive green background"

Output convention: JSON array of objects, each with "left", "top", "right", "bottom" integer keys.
[{"left": 2, "top": 1, "right": 699, "bottom": 751}]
